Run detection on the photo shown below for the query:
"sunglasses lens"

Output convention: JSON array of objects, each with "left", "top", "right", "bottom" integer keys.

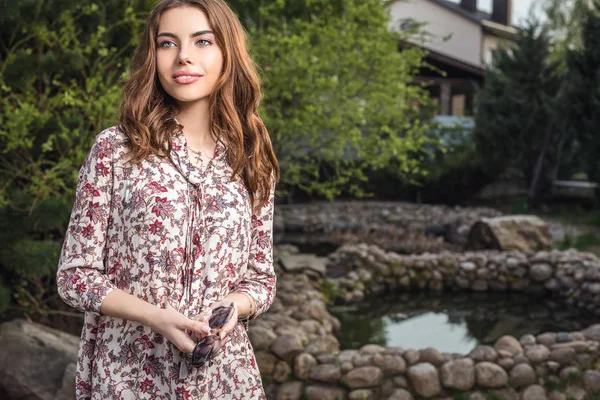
[
  {"left": 209, "top": 302, "right": 235, "bottom": 329},
  {"left": 192, "top": 336, "right": 214, "bottom": 366},
  {"left": 191, "top": 335, "right": 224, "bottom": 367},
  {"left": 192, "top": 302, "right": 233, "bottom": 367}
]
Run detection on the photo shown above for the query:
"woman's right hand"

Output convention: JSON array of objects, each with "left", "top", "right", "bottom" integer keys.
[{"left": 148, "top": 302, "right": 211, "bottom": 353}]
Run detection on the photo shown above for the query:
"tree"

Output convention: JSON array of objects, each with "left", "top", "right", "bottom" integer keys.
[
  {"left": 562, "top": 0, "right": 600, "bottom": 186},
  {"left": 474, "top": 21, "right": 560, "bottom": 195},
  {"left": 231, "top": 0, "right": 436, "bottom": 198},
  {"left": 0, "top": 0, "right": 434, "bottom": 319},
  {"left": 0, "top": 0, "right": 148, "bottom": 316},
  {"left": 542, "top": 0, "right": 594, "bottom": 66}
]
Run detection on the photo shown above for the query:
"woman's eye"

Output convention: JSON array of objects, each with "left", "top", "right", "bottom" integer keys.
[
  {"left": 158, "top": 41, "right": 175, "bottom": 48},
  {"left": 197, "top": 39, "right": 212, "bottom": 47}
]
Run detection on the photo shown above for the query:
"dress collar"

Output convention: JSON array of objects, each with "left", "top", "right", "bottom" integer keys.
[{"left": 168, "top": 131, "right": 228, "bottom": 188}]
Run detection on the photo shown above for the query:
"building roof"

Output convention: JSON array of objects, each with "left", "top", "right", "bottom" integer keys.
[
  {"left": 427, "top": 0, "right": 492, "bottom": 24},
  {"left": 425, "top": 0, "right": 519, "bottom": 38}
]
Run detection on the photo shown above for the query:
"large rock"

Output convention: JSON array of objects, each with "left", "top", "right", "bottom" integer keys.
[
  {"left": 276, "top": 381, "right": 304, "bottom": 400},
  {"left": 279, "top": 253, "right": 327, "bottom": 276},
  {"left": 467, "top": 215, "right": 552, "bottom": 251},
  {"left": 271, "top": 333, "right": 305, "bottom": 362},
  {"left": 419, "top": 347, "right": 445, "bottom": 367},
  {"left": 549, "top": 347, "right": 575, "bottom": 364},
  {"left": 388, "top": 389, "right": 414, "bottom": 400},
  {"left": 530, "top": 263, "right": 554, "bottom": 282},
  {"left": 440, "top": 358, "right": 475, "bottom": 390},
  {"left": 509, "top": 363, "right": 536, "bottom": 388},
  {"left": 584, "top": 370, "right": 600, "bottom": 392},
  {"left": 304, "top": 385, "right": 347, "bottom": 400},
  {"left": 344, "top": 367, "right": 383, "bottom": 389},
  {"left": 475, "top": 362, "right": 508, "bottom": 388},
  {"left": 294, "top": 353, "right": 317, "bottom": 380},
  {"left": 309, "top": 364, "right": 342, "bottom": 383},
  {"left": 469, "top": 345, "right": 498, "bottom": 362},
  {"left": 494, "top": 335, "right": 523, "bottom": 357},
  {"left": 256, "top": 351, "right": 278, "bottom": 375},
  {"left": 525, "top": 345, "right": 550, "bottom": 364},
  {"left": 522, "top": 385, "right": 548, "bottom": 400},
  {"left": 248, "top": 326, "right": 277, "bottom": 351},
  {"left": 407, "top": 363, "right": 441, "bottom": 398},
  {"left": 273, "top": 361, "right": 292, "bottom": 383},
  {"left": 372, "top": 353, "right": 406, "bottom": 375},
  {"left": 0, "top": 319, "right": 79, "bottom": 400},
  {"left": 305, "top": 335, "right": 340, "bottom": 355},
  {"left": 582, "top": 324, "right": 600, "bottom": 342},
  {"left": 348, "top": 389, "right": 374, "bottom": 400}
]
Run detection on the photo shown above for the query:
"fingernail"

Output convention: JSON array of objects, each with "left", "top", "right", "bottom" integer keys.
[{"left": 204, "top": 327, "right": 211, "bottom": 334}]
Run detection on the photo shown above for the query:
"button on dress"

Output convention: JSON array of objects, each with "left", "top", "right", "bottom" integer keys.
[{"left": 56, "top": 126, "right": 276, "bottom": 399}]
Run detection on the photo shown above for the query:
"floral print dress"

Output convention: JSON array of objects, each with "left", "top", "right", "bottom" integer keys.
[{"left": 56, "top": 126, "right": 276, "bottom": 400}]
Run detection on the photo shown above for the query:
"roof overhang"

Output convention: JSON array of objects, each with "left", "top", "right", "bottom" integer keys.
[
  {"left": 481, "top": 19, "right": 520, "bottom": 40},
  {"left": 425, "top": 48, "right": 485, "bottom": 78}
]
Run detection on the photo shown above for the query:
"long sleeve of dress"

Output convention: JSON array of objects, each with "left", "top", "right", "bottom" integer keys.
[
  {"left": 56, "top": 129, "right": 117, "bottom": 314},
  {"left": 234, "top": 181, "right": 277, "bottom": 319}
]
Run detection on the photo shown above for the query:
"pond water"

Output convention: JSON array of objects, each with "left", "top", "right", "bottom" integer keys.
[{"left": 329, "top": 291, "right": 598, "bottom": 354}]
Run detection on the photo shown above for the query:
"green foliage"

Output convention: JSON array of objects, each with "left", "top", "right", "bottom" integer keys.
[
  {"left": 557, "top": 232, "right": 600, "bottom": 251},
  {"left": 474, "top": 20, "right": 561, "bottom": 189},
  {"left": 542, "top": 370, "right": 586, "bottom": 393},
  {"left": 451, "top": 391, "right": 470, "bottom": 400},
  {"left": 542, "top": 0, "right": 594, "bottom": 67},
  {"left": 0, "top": 0, "right": 148, "bottom": 315},
  {"left": 0, "top": 0, "right": 146, "bottom": 207},
  {"left": 562, "top": 0, "right": 600, "bottom": 187},
  {"left": 319, "top": 278, "right": 341, "bottom": 303},
  {"left": 415, "top": 121, "right": 490, "bottom": 204},
  {"left": 232, "top": 0, "right": 436, "bottom": 198},
  {"left": 0, "top": 191, "right": 80, "bottom": 313},
  {"left": 0, "top": 0, "right": 433, "bottom": 319}
]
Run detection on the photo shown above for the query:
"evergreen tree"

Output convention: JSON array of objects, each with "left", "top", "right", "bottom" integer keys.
[
  {"left": 474, "top": 21, "right": 560, "bottom": 190},
  {"left": 563, "top": 0, "right": 600, "bottom": 186}
]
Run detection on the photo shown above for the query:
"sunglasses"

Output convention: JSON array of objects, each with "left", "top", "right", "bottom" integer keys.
[{"left": 191, "top": 302, "right": 235, "bottom": 367}]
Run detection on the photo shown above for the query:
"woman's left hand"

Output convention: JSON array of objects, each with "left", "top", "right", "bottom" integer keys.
[{"left": 208, "top": 299, "right": 239, "bottom": 343}]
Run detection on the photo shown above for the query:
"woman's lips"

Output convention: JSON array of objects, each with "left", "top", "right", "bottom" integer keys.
[{"left": 173, "top": 75, "right": 202, "bottom": 84}]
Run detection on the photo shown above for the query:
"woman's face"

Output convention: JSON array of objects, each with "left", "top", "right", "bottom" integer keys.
[{"left": 156, "top": 6, "right": 224, "bottom": 105}]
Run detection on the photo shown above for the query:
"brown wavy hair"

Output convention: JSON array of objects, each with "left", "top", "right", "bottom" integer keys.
[{"left": 119, "top": 0, "right": 279, "bottom": 212}]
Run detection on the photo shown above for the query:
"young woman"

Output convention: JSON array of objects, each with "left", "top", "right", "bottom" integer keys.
[{"left": 56, "top": 0, "right": 279, "bottom": 398}]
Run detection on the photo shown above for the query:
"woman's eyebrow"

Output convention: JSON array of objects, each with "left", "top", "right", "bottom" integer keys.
[{"left": 156, "top": 30, "right": 215, "bottom": 39}]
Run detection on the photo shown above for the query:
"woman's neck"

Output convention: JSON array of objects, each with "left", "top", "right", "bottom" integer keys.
[{"left": 176, "top": 99, "right": 214, "bottom": 147}]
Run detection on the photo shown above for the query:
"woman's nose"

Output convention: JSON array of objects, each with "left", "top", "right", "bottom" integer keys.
[{"left": 178, "top": 47, "right": 192, "bottom": 65}]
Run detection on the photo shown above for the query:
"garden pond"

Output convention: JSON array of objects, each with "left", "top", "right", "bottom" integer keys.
[{"left": 329, "top": 291, "right": 599, "bottom": 354}]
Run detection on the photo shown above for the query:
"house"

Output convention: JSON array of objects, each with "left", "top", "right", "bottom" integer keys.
[{"left": 388, "top": 0, "right": 519, "bottom": 116}]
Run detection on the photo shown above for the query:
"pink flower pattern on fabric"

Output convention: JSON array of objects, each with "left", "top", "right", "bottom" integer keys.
[{"left": 57, "top": 126, "right": 276, "bottom": 399}]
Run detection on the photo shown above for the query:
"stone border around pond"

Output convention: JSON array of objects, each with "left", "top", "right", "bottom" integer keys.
[
  {"left": 326, "top": 245, "right": 600, "bottom": 312},
  {"left": 252, "top": 245, "right": 600, "bottom": 400}
]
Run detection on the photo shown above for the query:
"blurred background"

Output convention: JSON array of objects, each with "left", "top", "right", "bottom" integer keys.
[{"left": 2, "top": 0, "right": 600, "bottom": 399}]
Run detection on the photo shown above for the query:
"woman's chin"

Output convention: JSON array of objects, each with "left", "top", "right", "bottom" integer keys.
[{"left": 172, "top": 94, "right": 211, "bottom": 105}]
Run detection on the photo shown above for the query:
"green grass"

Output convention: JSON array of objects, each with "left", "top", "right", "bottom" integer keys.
[
  {"left": 557, "top": 232, "right": 600, "bottom": 252},
  {"left": 542, "top": 370, "right": 587, "bottom": 394},
  {"left": 478, "top": 196, "right": 600, "bottom": 227},
  {"left": 451, "top": 391, "right": 470, "bottom": 400},
  {"left": 589, "top": 392, "right": 600, "bottom": 400},
  {"left": 538, "top": 203, "right": 600, "bottom": 228}
]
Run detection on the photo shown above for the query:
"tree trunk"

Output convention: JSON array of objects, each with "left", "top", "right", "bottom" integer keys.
[{"left": 528, "top": 78, "right": 568, "bottom": 206}]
